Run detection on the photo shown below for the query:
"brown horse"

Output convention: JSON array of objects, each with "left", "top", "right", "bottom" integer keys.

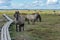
[{"left": 14, "top": 11, "right": 25, "bottom": 32}]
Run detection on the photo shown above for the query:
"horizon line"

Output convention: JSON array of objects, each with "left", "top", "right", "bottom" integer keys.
[{"left": 0, "top": 9, "right": 60, "bottom": 10}]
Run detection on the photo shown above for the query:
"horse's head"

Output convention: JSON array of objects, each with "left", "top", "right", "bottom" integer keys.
[{"left": 14, "top": 11, "right": 20, "bottom": 20}]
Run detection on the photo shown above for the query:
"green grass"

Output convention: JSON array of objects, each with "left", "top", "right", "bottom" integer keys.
[
  {"left": 0, "top": 14, "right": 6, "bottom": 27},
  {"left": 9, "top": 14, "right": 60, "bottom": 40},
  {"left": 0, "top": 10, "right": 60, "bottom": 40},
  {"left": 0, "top": 10, "right": 60, "bottom": 15}
]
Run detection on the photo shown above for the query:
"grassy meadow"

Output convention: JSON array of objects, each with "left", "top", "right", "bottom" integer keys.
[
  {"left": 0, "top": 13, "right": 6, "bottom": 28},
  {"left": 0, "top": 10, "right": 60, "bottom": 40},
  {"left": 0, "top": 9, "right": 60, "bottom": 15}
]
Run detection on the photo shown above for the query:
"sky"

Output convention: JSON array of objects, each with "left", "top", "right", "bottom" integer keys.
[{"left": 0, "top": 0, "right": 60, "bottom": 9}]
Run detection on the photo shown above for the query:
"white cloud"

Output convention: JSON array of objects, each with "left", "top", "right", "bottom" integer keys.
[
  {"left": 0, "top": 6, "right": 9, "bottom": 9},
  {"left": 47, "top": 0, "right": 58, "bottom": 5},
  {"left": 32, "top": 0, "right": 44, "bottom": 7},
  {"left": 0, "top": 0, "right": 6, "bottom": 3},
  {"left": 33, "top": 0, "right": 38, "bottom": 4},
  {"left": 10, "top": 2, "right": 24, "bottom": 9},
  {"left": 0, "top": 0, "right": 4, "bottom": 3},
  {"left": 0, "top": 0, "right": 11, "bottom": 3},
  {"left": 0, "top": 0, "right": 11, "bottom": 6},
  {"left": 0, "top": 0, "right": 59, "bottom": 9},
  {"left": 20, "top": 0, "right": 45, "bottom": 9}
]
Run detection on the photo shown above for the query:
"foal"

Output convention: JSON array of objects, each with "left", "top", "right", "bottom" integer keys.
[{"left": 14, "top": 11, "right": 25, "bottom": 32}]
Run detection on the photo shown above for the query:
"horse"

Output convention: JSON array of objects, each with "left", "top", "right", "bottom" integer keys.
[
  {"left": 24, "top": 13, "right": 41, "bottom": 24},
  {"left": 14, "top": 11, "right": 25, "bottom": 32}
]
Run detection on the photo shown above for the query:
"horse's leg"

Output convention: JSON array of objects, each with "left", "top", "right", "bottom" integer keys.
[
  {"left": 22, "top": 24, "right": 24, "bottom": 31},
  {"left": 19, "top": 25, "right": 21, "bottom": 32},
  {"left": 16, "top": 24, "right": 18, "bottom": 32},
  {"left": 25, "top": 18, "right": 30, "bottom": 24},
  {"left": 35, "top": 16, "right": 38, "bottom": 22},
  {"left": 20, "top": 24, "right": 24, "bottom": 31},
  {"left": 38, "top": 15, "right": 41, "bottom": 22},
  {"left": 27, "top": 19, "right": 30, "bottom": 24},
  {"left": 32, "top": 19, "right": 35, "bottom": 25}
]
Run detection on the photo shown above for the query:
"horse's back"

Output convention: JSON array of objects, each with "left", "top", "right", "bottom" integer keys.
[{"left": 26, "top": 15, "right": 36, "bottom": 20}]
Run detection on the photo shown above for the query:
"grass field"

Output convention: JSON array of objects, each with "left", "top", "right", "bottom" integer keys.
[
  {"left": 0, "top": 10, "right": 60, "bottom": 40},
  {"left": 0, "top": 14, "right": 6, "bottom": 27},
  {"left": 0, "top": 10, "right": 60, "bottom": 15},
  {"left": 9, "top": 14, "right": 60, "bottom": 40}
]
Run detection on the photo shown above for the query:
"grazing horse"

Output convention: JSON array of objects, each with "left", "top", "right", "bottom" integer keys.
[
  {"left": 35, "top": 12, "right": 41, "bottom": 22},
  {"left": 14, "top": 11, "right": 25, "bottom": 32},
  {"left": 25, "top": 13, "right": 41, "bottom": 24}
]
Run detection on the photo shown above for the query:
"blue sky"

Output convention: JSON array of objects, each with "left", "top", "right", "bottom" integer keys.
[{"left": 0, "top": 0, "right": 60, "bottom": 9}]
